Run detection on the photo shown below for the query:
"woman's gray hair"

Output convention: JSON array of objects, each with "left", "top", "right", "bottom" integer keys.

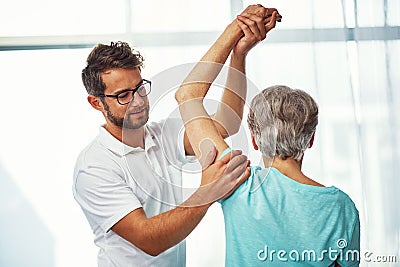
[{"left": 247, "top": 85, "right": 318, "bottom": 161}]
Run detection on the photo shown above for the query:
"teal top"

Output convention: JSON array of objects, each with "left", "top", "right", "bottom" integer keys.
[{"left": 219, "top": 149, "right": 360, "bottom": 266}]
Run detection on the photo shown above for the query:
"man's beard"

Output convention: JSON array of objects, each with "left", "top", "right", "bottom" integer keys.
[{"left": 103, "top": 102, "right": 149, "bottom": 130}]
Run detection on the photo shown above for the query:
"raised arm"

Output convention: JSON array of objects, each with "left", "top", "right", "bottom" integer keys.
[
  {"left": 177, "top": 7, "right": 280, "bottom": 161},
  {"left": 213, "top": 6, "right": 282, "bottom": 138},
  {"left": 181, "top": 19, "right": 242, "bottom": 157}
]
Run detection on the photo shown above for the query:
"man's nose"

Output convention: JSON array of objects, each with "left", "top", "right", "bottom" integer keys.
[{"left": 130, "top": 91, "right": 145, "bottom": 106}]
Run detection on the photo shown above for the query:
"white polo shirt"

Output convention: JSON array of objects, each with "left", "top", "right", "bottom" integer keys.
[{"left": 73, "top": 118, "right": 190, "bottom": 267}]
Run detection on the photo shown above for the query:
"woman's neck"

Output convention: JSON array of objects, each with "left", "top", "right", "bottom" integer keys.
[{"left": 264, "top": 156, "right": 324, "bottom": 187}]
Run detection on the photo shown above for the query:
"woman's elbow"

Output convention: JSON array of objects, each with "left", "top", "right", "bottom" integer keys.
[
  {"left": 175, "top": 88, "right": 186, "bottom": 104},
  {"left": 175, "top": 87, "right": 202, "bottom": 105}
]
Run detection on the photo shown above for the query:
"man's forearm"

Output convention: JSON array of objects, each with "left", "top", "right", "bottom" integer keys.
[
  {"left": 113, "top": 193, "right": 211, "bottom": 257},
  {"left": 139, "top": 201, "right": 210, "bottom": 256}
]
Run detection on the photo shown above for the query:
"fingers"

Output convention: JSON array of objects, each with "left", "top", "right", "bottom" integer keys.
[
  {"left": 196, "top": 156, "right": 251, "bottom": 205},
  {"left": 237, "top": 13, "right": 266, "bottom": 40},
  {"left": 236, "top": 6, "right": 281, "bottom": 45},
  {"left": 236, "top": 16, "right": 254, "bottom": 39},
  {"left": 242, "top": 5, "right": 282, "bottom": 21},
  {"left": 265, "top": 8, "right": 282, "bottom": 20},
  {"left": 225, "top": 154, "right": 248, "bottom": 173},
  {"left": 218, "top": 149, "right": 242, "bottom": 164},
  {"left": 219, "top": 165, "right": 251, "bottom": 201},
  {"left": 242, "top": 4, "right": 267, "bottom": 18},
  {"left": 265, "top": 11, "right": 278, "bottom": 33},
  {"left": 239, "top": 165, "right": 251, "bottom": 185},
  {"left": 226, "top": 158, "right": 249, "bottom": 180}
]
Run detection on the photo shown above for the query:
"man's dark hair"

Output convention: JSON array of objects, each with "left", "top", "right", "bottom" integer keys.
[{"left": 82, "top": 41, "right": 144, "bottom": 96}]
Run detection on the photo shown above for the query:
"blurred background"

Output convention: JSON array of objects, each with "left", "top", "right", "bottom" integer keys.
[{"left": 0, "top": 0, "right": 399, "bottom": 266}]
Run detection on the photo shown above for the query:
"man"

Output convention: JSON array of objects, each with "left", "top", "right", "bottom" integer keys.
[
  {"left": 175, "top": 10, "right": 360, "bottom": 267},
  {"left": 73, "top": 5, "right": 279, "bottom": 266}
]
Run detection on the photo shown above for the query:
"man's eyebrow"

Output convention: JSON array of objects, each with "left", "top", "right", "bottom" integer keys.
[
  {"left": 112, "top": 88, "right": 133, "bottom": 95},
  {"left": 111, "top": 80, "right": 144, "bottom": 95}
]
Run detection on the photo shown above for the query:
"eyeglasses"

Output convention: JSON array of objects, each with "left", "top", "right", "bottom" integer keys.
[{"left": 98, "top": 79, "right": 151, "bottom": 105}]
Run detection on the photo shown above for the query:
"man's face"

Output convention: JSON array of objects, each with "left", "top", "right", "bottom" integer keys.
[{"left": 100, "top": 68, "right": 149, "bottom": 129}]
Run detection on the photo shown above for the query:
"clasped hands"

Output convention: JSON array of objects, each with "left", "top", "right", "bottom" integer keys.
[{"left": 233, "top": 4, "right": 282, "bottom": 56}]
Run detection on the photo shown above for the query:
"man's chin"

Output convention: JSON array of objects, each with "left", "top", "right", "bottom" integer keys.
[{"left": 123, "top": 114, "right": 149, "bottom": 130}]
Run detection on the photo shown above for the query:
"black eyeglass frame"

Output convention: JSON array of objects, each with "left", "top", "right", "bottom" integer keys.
[{"left": 97, "top": 79, "right": 152, "bottom": 105}]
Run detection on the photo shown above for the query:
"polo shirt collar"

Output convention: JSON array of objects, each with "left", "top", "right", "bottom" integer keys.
[{"left": 98, "top": 125, "right": 157, "bottom": 156}]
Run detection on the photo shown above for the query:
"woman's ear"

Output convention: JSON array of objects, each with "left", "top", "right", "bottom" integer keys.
[
  {"left": 309, "top": 133, "right": 315, "bottom": 148},
  {"left": 250, "top": 131, "right": 259, "bottom": 150},
  {"left": 87, "top": 95, "right": 104, "bottom": 112}
]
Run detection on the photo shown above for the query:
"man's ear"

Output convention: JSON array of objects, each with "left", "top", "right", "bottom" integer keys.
[
  {"left": 250, "top": 132, "right": 259, "bottom": 150},
  {"left": 87, "top": 95, "right": 104, "bottom": 112},
  {"left": 309, "top": 133, "right": 315, "bottom": 148}
]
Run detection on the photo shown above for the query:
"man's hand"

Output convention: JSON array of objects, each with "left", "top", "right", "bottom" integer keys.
[
  {"left": 233, "top": 5, "right": 281, "bottom": 56},
  {"left": 186, "top": 149, "right": 250, "bottom": 206}
]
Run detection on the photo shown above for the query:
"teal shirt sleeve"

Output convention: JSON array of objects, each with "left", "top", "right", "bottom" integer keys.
[{"left": 337, "top": 215, "right": 360, "bottom": 266}]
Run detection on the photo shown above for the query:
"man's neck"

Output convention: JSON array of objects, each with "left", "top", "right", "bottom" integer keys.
[{"left": 104, "top": 123, "right": 145, "bottom": 149}]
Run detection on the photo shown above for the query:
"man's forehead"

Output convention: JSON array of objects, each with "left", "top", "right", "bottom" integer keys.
[{"left": 102, "top": 68, "right": 142, "bottom": 91}]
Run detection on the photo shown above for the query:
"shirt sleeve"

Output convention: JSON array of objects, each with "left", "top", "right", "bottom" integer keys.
[
  {"left": 337, "top": 215, "right": 361, "bottom": 267},
  {"left": 73, "top": 164, "right": 142, "bottom": 232}
]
